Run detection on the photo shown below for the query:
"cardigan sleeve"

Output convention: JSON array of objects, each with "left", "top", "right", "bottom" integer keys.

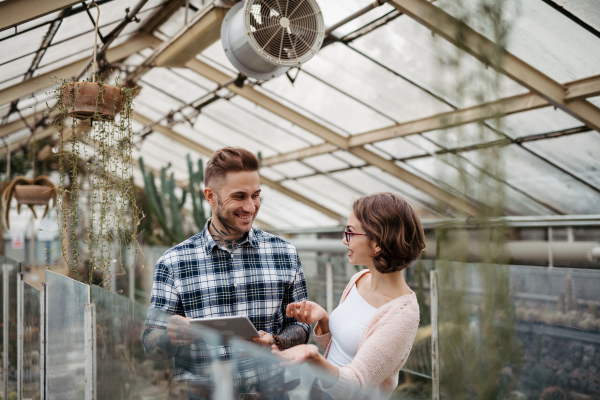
[
  {"left": 323, "top": 304, "right": 419, "bottom": 400},
  {"left": 313, "top": 322, "right": 332, "bottom": 351}
]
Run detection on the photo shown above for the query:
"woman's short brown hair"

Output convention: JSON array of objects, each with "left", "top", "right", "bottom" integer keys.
[
  {"left": 352, "top": 192, "right": 426, "bottom": 273},
  {"left": 205, "top": 147, "right": 260, "bottom": 190}
]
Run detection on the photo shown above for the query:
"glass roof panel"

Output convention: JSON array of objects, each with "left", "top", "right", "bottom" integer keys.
[
  {"left": 490, "top": 107, "right": 583, "bottom": 139},
  {"left": 588, "top": 96, "right": 600, "bottom": 107},
  {"left": 462, "top": 145, "right": 600, "bottom": 214},
  {"left": 259, "top": 167, "right": 287, "bottom": 182},
  {"left": 301, "top": 154, "right": 349, "bottom": 173},
  {"left": 270, "top": 161, "right": 316, "bottom": 179},
  {"left": 0, "top": 75, "right": 23, "bottom": 92},
  {"left": 350, "top": 16, "right": 527, "bottom": 108},
  {"left": 329, "top": 168, "right": 440, "bottom": 217},
  {"left": 372, "top": 136, "right": 430, "bottom": 160},
  {"left": 201, "top": 100, "right": 315, "bottom": 154},
  {"left": 0, "top": 25, "right": 47, "bottom": 66},
  {"left": 303, "top": 43, "right": 452, "bottom": 123},
  {"left": 0, "top": 12, "right": 61, "bottom": 40},
  {"left": 261, "top": 72, "right": 392, "bottom": 135},
  {"left": 191, "top": 113, "right": 278, "bottom": 157},
  {"left": 141, "top": 68, "right": 209, "bottom": 104},
  {"left": 227, "top": 96, "right": 324, "bottom": 146},
  {"left": 39, "top": 32, "right": 95, "bottom": 70},
  {"left": 553, "top": 0, "right": 600, "bottom": 32},
  {"left": 358, "top": 166, "right": 445, "bottom": 214},
  {"left": 281, "top": 178, "right": 351, "bottom": 216},
  {"left": 331, "top": 150, "right": 366, "bottom": 167},
  {"left": 171, "top": 122, "right": 229, "bottom": 152},
  {"left": 319, "top": 0, "right": 388, "bottom": 28},
  {"left": 170, "top": 68, "right": 220, "bottom": 92},
  {"left": 0, "top": 54, "right": 35, "bottom": 84},
  {"left": 330, "top": 4, "right": 396, "bottom": 37},
  {"left": 422, "top": 122, "right": 503, "bottom": 149},
  {"left": 523, "top": 131, "right": 600, "bottom": 189},
  {"left": 136, "top": 84, "right": 184, "bottom": 112},
  {"left": 436, "top": 0, "right": 600, "bottom": 82}
]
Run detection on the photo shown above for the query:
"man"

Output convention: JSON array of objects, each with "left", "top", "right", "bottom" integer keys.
[{"left": 143, "top": 147, "right": 310, "bottom": 399}]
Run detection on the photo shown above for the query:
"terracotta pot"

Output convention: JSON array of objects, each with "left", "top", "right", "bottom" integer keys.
[
  {"left": 13, "top": 185, "right": 56, "bottom": 205},
  {"left": 61, "top": 82, "right": 125, "bottom": 120}
]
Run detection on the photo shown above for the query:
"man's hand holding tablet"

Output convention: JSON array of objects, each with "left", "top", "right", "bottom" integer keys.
[{"left": 167, "top": 315, "right": 202, "bottom": 347}]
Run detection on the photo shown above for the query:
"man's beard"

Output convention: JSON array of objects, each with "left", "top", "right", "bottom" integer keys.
[{"left": 215, "top": 196, "right": 253, "bottom": 235}]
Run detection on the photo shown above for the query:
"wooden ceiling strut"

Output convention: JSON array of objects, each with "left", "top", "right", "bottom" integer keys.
[
  {"left": 261, "top": 74, "right": 600, "bottom": 165},
  {"left": 390, "top": 0, "right": 600, "bottom": 132},
  {"left": 0, "top": 0, "right": 80, "bottom": 32},
  {"left": 183, "top": 59, "right": 478, "bottom": 216}
]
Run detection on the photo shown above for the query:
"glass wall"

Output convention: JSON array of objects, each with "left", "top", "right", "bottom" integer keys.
[
  {"left": 23, "top": 282, "right": 40, "bottom": 400},
  {"left": 45, "top": 270, "right": 90, "bottom": 400},
  {"left": 0, "top": 256, "right": 20, "bottom": 400}
]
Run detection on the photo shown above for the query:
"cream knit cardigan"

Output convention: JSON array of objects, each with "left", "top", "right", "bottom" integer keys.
[{"left": 313, "top": 269, "right": 420, "bottom": 400}]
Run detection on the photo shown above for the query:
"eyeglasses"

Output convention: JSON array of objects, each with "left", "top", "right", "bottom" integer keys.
[{"left": 344, "top": 229, "right": 368, "bottom": 242}]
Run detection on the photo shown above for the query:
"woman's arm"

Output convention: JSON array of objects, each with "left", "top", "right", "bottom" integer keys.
[{"left": 271, "top": 344, "right": 339, "bottom": 388}]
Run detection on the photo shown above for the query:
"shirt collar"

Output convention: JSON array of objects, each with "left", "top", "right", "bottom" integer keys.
[{"left": 199, "top": 218, "right": 259, "bottom": 254}]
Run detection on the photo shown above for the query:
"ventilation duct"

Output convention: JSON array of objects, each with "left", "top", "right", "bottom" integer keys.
[{"left": 221, "top": 0, "right": 324, "bottom": 80}]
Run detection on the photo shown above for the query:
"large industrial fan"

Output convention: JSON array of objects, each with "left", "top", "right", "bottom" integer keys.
[{"left": 221, "top": 0, "right": 325, "bottom": 80}]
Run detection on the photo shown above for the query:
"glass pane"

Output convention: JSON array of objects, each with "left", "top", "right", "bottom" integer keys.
[
  {"left": 45, "top": 270, "right": 90, "bottom": 400},
  {"left": 304, "top": 43, "right": 453, "bottom": 123},
  {"left": 524, "top": 131, "right": 600, "bottom": 190},
  {"left": 438, "top": 263, "right": 600, "bottom": 399},
  {"left": 350, "top": 16, "right": 527, "bottom": 109},
  {"left": 0, "top": 257, "right": 21, "bottom": 399},
  {"left": 23, "top": 283, "right": 40, "bottom": 399},
  {"left": 491, "top": 108, "right": 582, "bottom": 140}
]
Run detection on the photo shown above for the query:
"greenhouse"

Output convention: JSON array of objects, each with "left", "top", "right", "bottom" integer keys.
[{"left": 0, "top": 0, "right": 599, "bottom": 398}]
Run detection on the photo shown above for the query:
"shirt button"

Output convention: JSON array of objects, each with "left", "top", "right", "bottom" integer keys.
[{"left": 234, "top": 283, "right": 238, "bottom": 288}]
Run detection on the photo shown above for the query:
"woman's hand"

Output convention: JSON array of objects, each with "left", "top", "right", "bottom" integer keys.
[
  {"left": 286, "top": 300, "right": 328, "bottom": 325},
  {"left": 271, "top": 344, "right": 320, "bottom": 366}
]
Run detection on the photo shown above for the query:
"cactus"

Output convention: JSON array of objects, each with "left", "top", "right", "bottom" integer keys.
[
  {"left": 139, "top": 155, "right": 208, "bottom": 245},
  {"left": 187, "top": 154, "right": 208, "bottom": 231}
]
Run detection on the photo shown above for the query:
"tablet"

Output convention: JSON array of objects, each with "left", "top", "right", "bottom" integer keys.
[{"left": 190, "top": 316, "right": 260, "bottom": 340}]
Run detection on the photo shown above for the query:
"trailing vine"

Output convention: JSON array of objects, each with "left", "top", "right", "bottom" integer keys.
[{"left": 51, "top": 75, "right": 142, "bottom": 287}]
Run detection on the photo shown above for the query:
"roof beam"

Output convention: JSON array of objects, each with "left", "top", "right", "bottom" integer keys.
[
  {"left": 186, "top": 59, "right": 350, "bottom": 150},
  {"left": 184, "top": 59, "right": 478, "bottom": 216},
  {"left": 0, "top": 0, "right": 79, "bottom": 32},
  {"left": 0, "top": 33, "right": 160, "bottom": 108},
  {"left": 262, "top": 73, "right": 600, "bottom": 165},
  {"left": 390, "top": 0, "right": 600, "bottom": 132},
  {"left": 131, "top": 112, "right": 345, "bottom": 222}
]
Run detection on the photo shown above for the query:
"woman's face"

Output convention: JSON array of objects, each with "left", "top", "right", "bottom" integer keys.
[{"left": 342, "top": 212, "right": 380, "bottom": 266}]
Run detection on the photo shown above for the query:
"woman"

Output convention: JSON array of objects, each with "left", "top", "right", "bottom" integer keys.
[{"left": 272, "top": 192, "right": 425, "bottom": 400}]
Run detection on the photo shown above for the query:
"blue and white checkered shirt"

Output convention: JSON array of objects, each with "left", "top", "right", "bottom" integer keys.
[{"left": 144, "top": 221, "right": 310, "bottom": 387}]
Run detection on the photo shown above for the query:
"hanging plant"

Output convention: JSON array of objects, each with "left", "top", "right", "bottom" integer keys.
[
  {"left": 2, "top": 176, "right": 58, "bottom": 229},
  {"left": 50, "top": 2, "right": 142, "bottom": 286}
]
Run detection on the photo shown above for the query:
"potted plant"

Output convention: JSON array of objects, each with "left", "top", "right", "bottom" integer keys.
[
  {"left": 3, "top": 175, "right": 57, "bottom": 229},
  {"left": 51, "top": 3, "right": 140, "bottom": 286}
]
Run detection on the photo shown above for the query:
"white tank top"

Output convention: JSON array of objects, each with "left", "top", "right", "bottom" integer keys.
[{"left": 326, "top": 284, "right": 377, "bottom": 368}]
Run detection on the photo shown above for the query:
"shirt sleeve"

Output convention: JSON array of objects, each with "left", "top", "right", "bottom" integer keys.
[
  {"left": 279, "top": 252, "right": 310, "bottom": 339},
  {"left": 144, "top": 255, "right": 184, "bottom": 331}
]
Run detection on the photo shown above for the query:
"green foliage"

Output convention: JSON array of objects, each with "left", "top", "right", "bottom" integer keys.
[
  {"left": 138, "top": 154, "right": 208, "bottom": 246},
  {"left": 52, "top": 75, "right": 141, "bottom": 287}
]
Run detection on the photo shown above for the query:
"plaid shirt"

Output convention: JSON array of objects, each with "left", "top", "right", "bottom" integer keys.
[{"left": 143, "top": 221, "right": 309, "bottom": 389}]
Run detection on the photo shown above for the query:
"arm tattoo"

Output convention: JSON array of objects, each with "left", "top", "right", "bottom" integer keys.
[
  {"left": 210, "top": 221, "right": 247, "bottom": 251},
  {"left": 276, "top": 324, "right": 308, "bottom": 350},
  {"left": 144, "top": 329, "right": 177, "bottom": 361}
]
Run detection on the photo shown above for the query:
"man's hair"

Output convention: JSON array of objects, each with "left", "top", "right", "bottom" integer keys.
[
  {"left": 204, "top": 147, "right": 260, "bottom": 190},
  {"left": 352, "top": 192, "right": 426, "bottom": 274}
]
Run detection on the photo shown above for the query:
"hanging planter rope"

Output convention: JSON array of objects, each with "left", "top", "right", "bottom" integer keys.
[{"left": 60, "top": 3, "right": 125, "bottom": 121}]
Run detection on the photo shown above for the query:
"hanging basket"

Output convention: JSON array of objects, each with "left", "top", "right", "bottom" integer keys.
[
  {"left": 61, "top": 82, "right": 125, "bottom": 121},
  {"left": 13, "top": 185, "right": 56, "bottom": 205}
]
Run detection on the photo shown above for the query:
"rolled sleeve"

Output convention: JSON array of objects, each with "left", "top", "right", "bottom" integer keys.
[{"left": 280, "top": 253, "right": 310, "bottom": 339}]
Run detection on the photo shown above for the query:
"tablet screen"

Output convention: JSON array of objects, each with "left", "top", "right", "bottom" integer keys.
[{"left": 190, "top": 316, "right": 260, "bottom": 340}]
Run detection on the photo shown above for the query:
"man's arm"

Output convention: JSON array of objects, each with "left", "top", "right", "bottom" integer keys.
[
  {"left": 275, "top": 324, "right": 309, "bottom": 350},
  {"left": 143, "top": 328, "right": 177, "bottom": 361},
  {"left": 277, "top": 253, "right": 310, "bottom": 349}
]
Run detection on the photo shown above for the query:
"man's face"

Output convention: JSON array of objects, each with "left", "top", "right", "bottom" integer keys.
[{"left": 209, "top": 170, "right": 261, "bottom": 234}]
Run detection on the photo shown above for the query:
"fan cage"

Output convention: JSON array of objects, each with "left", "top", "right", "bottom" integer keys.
[{"left": 243, "top": 0, "right": 324, "bottom": 67}]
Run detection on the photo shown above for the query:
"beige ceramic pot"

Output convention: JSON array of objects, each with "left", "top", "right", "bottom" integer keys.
[
  {"left": 13, "top": 185, "right": 56, "bottom": 205},
  {"left": 61, "top": 82, "right": 124, "bottom": 120}
]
